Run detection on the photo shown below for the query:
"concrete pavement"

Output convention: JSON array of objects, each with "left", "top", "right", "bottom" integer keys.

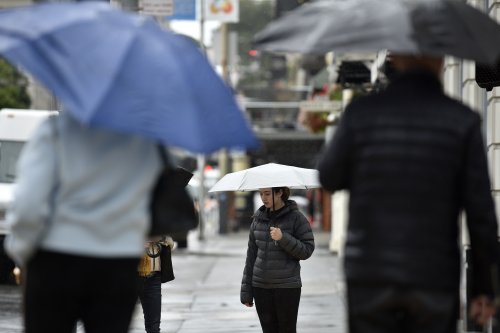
[
  {"left": 2, "top": 227, "right": 474, "bottom": 333},
  {"left": 127, "top": 229, "right": 346, "bottom": 333}
]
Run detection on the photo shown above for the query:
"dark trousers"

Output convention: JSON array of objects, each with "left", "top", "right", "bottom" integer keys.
[
  {"left": 253, "top": 287, "right": 301, "bottom": 333},
  {"left": 24, "top": 250, "right": 139, "bottom": 333},
  {"left": 138, "top": 271, "right": 162, "bottom": 333},
  {"left": 347, "top": 283, "right": 459, "bottom": 333}
]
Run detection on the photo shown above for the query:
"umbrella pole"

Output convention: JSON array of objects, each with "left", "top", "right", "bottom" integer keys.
[
  {"left": 271, "top": 190, "right": 277, "bottom": 246},
  {"left": 272, "top": 190, "right": 275, "bottom": 212}
]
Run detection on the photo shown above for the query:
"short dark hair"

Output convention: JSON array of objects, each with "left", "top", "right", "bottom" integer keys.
[{"left": 272, "top": 187, "right": 290, "bottom": 201}]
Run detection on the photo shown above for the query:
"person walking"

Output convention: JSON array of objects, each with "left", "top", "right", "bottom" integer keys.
[
  {"left": 241, "top": 186, "right": 315, "bottom": 333},
  {"left": 317, "top": 54, "right": 499, "bottom": 333},
  {"left": 138, "top": 236, "right": 175, "bottom": 333},
  {"left": 4, "top": 112, "right": 163, "bottom": 333}
]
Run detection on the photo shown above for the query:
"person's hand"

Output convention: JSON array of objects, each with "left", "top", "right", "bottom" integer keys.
[
  {"left": 163, "top": 236, "right": 175, "bottom": 249},
  {"left": 469, "top": 295, "right": 496, "bottom": 326},
  {"left": 244, "top": 302, "right": 254, "bottom": 307},
  {"left": 270, "top": 227, "right": 282, "bottom": 241}
]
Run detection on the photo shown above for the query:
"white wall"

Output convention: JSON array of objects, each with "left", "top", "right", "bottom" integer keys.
[
  {"left": 444, "top": 0, "right": 500, "bottom": 244},
  {"left": 328, "top": 89, "right": 353, "bottom": 253}
]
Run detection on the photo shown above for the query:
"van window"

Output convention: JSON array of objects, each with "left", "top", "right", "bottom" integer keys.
[{"left": 0, "top": 141, "right": 24, "bottom": 183}]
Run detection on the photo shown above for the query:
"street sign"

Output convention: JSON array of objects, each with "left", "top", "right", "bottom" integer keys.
[
  {"left": 139, "top": 0, "right": 173, "bottom": 16},
  {"left": 166, "top": 0, "right": 196, "bottom": 20},
  {"left": 204, "top": 0, "right": 239, "bottom": 22}
]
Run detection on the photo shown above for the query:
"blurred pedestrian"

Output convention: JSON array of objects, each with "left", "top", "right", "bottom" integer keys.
[
  {"left": 4, "top": 112, "right": 163, "bottom": 333},
  {"left": 318, "top": 54, "right": 499, "bottom": 333},
  {"left": 138, "top": 235, "right": 175, "bottom": 333},
  {"left": 241, "top": 187, "right": 315, "bottom": 333}
]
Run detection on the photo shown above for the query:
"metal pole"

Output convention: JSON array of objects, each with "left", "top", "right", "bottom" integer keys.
[
  {"left": 197, "top": 154, "right": 206, "bottom": 240},
  {"left": 197, "top": 0, "right": 206, "bottom": 240},
  {"left": 221, "top": 23, "right": 228, "bottom": 82},
  {"left": 199, "top": 0, "right": 205, "bottom": 53},
  {"left": 217, "top": 22, "right": 231, "bottom": 234}
]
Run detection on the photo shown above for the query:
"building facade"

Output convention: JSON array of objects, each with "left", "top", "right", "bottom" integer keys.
[{"left": 443, "top": 0, "right": 500, "bottom": 237}]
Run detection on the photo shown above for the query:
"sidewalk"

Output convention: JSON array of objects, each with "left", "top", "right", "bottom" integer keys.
[{"left": 128, "top": 229, "right": 346, "bottom": 333}]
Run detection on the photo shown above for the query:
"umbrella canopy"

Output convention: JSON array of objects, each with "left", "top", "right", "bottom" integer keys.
[
  {"left": 253, "top": 0, "right": 500, "bottom": 65},
  {"left": 208, "top": 163, "right": 321, "bottom": 192},
  {"left": 0, "top": 2, "right": 258, "bottom": 153}
]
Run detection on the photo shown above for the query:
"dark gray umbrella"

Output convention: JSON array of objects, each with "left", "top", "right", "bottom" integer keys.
[{"left": 253, "top": 0, "right": 500, "bottom": 64}]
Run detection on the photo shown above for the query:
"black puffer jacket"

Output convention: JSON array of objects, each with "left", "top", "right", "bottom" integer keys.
[
  {"left": 240, "top": 200, "right": 315, "bottom": 304},
  {"left": 318, "top": 70, "right": 499, "bottom": 297}
]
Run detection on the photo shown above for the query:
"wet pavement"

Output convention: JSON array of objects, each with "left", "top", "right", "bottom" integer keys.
[
  {"left": 128, "top": 229, "right": 346, "bottom": 333},
  {"left": 0, "top": 284, "right": 22, "bottom": 333},
  {"left": 0, "top": 229, "right": 346, "bottom": 333}
]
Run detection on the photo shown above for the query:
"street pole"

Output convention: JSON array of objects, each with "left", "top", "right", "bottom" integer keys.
[
  {"left": 199, "top": 0, "right": 205, "bottom": 53},
  {"left": 217, "top": 22, "right": 231, "bottom": 233},
  {"left": 197, "top": 0, "right": 206, "bottom": 240},
  {"left": 221, "top": 23, "right": 228, "bottom": 81}
]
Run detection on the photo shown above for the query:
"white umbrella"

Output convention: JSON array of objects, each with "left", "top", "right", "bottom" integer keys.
[{"left": 208, "top": 163, "right": 321, "bottom": 192}]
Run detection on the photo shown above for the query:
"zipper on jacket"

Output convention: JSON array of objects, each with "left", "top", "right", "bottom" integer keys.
[{"left": 263, "top": 219, "right": 272, "bottom": 276}]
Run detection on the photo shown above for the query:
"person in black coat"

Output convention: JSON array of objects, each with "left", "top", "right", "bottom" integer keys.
[
  {"left": 318, "top": 54, "right": 499, "bottom": 333},
  {"left": 241, "top": 187, "right": 315, "bottom": 333},
  {"left": 137, "top": 236, "right": 175, "bottom": 333}
]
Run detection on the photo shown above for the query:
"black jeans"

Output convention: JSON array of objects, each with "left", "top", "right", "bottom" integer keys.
[
  {"left": 347, "top": 283, "right": 459, "bottom": 333},
  {"left": 24, "top": 250, "right": 139, "bottom": 333},
  {"left": 138, "top": 271, "right": 162, "bottom": 333},
  {"left": 253, "top": 287, "right": 301, "bottom": 333}
]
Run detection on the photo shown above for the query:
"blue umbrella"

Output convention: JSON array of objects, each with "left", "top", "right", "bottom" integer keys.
[{"left": 0, "top": 2, "right": 258, "bottom": 153}]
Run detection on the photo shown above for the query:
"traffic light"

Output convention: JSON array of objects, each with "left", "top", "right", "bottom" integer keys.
[
  {"left": 337, "top": 61, "right": 371, "bottom": 86},
  {"left": 248, "top": 50, "right": 259, "bottom": 57}
]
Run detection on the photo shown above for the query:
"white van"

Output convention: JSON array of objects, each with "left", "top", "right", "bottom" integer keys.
[{"left": 0, "top": 109, "right": 58, "bottom": 284}]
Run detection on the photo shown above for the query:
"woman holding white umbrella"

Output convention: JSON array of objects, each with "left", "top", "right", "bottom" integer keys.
[
  {"left": 240, "top": 186, "right": 315, "bottom": 333},
  {"left": 209, "top": 163, "right": 319, "bottom": 332}
]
